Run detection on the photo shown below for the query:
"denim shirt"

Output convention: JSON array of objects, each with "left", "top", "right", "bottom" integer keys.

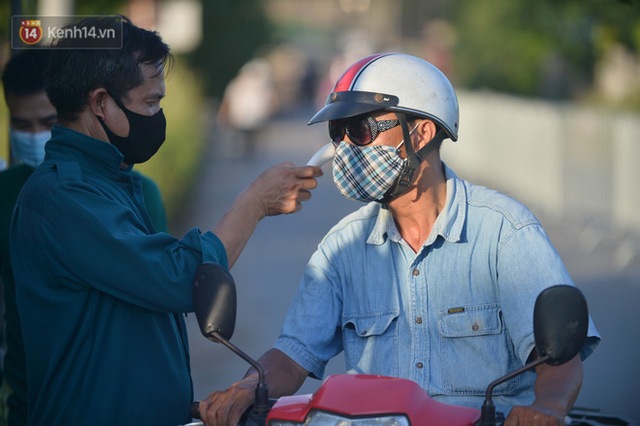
[{"left": 274, "top": 163, "right": 600, "bottom": 414}]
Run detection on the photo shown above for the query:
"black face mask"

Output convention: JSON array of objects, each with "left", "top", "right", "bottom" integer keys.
[{"left": 98, "top": 94, "right": 166, "bottom": 164}]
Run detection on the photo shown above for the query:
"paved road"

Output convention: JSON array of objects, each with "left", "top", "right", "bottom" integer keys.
[{"left": 173, "top": 104, "right": 640, "bottom": 424}]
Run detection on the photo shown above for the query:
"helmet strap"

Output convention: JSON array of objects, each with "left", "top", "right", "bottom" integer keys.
[{"left": 383, "top": 112, "right": 445, "bottom": 201}]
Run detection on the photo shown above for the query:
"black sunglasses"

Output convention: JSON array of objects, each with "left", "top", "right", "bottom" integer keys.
[{"left": 329, "top": 115, "right": 400, "bottom": 146}]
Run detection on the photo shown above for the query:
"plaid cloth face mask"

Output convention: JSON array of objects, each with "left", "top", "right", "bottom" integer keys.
[{"left": 332, "top": 141, "right": 406, "bottom": 202}]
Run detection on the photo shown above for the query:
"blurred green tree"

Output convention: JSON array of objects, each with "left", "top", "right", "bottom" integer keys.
[
  {"left": 400, "top": 0, "right": 638, "bottom": 102},
  {"left": 446, "top": 0, "right": 640, "bottom": 100},
  {"left": 187, "top": 0, "right": 274, "bottom": 100}
]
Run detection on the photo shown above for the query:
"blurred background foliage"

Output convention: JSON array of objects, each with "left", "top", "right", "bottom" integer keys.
[
  {"left": 448, "top": 0, "right": 640, "bottom": 103},
  {"left": 1, "top": 0, "right": 639, "bottom": 230},
  {"left": 188, "top": 0, "right": 274, "bottom": 99}
]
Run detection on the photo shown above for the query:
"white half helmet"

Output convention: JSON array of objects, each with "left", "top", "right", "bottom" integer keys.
[{"left": 309, "top": 52, "right": 459, "bottom": 141}]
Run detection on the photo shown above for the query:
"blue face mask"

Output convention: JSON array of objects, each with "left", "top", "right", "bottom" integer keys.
[{"left": 10, "top": 129, "right": 51, "bottom": 168}]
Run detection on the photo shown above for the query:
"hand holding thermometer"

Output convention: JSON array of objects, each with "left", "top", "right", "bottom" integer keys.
[{"left": 306, "top": 142, "right": 336, "bottom": 167}]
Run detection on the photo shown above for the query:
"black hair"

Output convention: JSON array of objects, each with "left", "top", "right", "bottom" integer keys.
[
  {"left": 44, "top": 15, "right": 172, "bottom": 123},
  {"left": 2, "top": 49, "right": 51, "bottom": 101}
]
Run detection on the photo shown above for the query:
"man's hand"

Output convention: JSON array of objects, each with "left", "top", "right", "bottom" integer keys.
[
  {"left": 244, "top": 163, "right": 322, "bottom": 217},
  {"left": 198, "top": 349, "right": 309, "bottom": 426},
  {"left": 504, "top": 353, "right": 583, "bottom": 426},
  {"left": 213, "top": 163, "right": 322, "bottom": 268},
  {"left": 505, "top": 402, "right": 565, "bottom": 426},
  {"left": 199, "top": 375, "right": 258, "bottom": 426}
]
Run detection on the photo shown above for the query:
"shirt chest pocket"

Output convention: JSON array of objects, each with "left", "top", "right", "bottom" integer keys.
[
  {"left": 341, "top": 311, "right": 399, "bottom": 377},
  {"left": 438, "top": 304, "right": 518, "bottom": 395},
  {"left": 439, "top": 304, "right": 502, "bottom": 337}
]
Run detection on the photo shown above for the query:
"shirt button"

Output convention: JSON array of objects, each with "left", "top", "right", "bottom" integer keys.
[
  {"left": 360, "top": 330, "right": 367, "bottom": 335},
  {"left": 416, "top": 362, "right": 424, "bottom": 369},
  {"left": 416, "top": 317, "right": 423, "bottom": 324},
  {"left": 412, "top": 269, "right": 420, "bottom": 276},
  {"left": 472, "top": 323, "right": 480, "bottom": 331}
]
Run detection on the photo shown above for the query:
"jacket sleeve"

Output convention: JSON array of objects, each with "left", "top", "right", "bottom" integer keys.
[{"left": 14, "top": 174, "right": 226, "bottom": 314}]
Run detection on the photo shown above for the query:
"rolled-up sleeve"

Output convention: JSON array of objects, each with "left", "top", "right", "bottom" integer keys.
[
  {"left": 496, "top": 223, "right": 601, "bottom": 364},
  {"left": 274, "top": 246, "right": 343, "bottom": 379}
]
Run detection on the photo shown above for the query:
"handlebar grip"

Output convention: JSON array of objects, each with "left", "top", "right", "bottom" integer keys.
[{"left": 190, "top": 401, "right": 201, "bottom": 420}]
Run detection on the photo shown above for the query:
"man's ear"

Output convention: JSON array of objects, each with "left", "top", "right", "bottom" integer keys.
[
  {"left": 89, "top": 88, "right": 109, "bottom": 120},
  {"left": 414, "top": 119, "right": 438, "bottom": 150}
]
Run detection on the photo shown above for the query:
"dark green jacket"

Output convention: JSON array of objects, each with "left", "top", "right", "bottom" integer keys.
[
  {"left": 1, "top": 151, "right": 169, "bottom": 426},
  {"left": 0, "top": 164, "right": 33, "bottom": 426},
  {"left": 9, "top": 126, "right": 226, "bottom": 425},
  {"left": 0, "top": 164, "right": 167, "bottom": 426}
]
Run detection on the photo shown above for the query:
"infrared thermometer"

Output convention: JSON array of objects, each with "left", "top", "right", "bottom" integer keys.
[{"left": 306, "top": 142, "right": 336, "bottom": 167}]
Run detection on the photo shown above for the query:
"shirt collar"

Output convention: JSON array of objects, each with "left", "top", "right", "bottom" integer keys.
[
  {"left": 46, "top": 125, "right": 126, "bottom": 172},
  {"left": 367, "top": 162, "right": 466, "bottom": 246}
]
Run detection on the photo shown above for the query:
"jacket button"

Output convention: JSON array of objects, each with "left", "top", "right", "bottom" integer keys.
[
  {"left": 412, "top": 269, "right": 420, "bottom": 276},
  {"left": 416, "top": 362, "right": 423, "bottom": 369},
  {"left": 416, "top": 317, "right": 423, "bottom": 324},
  {"left": 360, "top": 330, "right": 367, "bottom": 335}
]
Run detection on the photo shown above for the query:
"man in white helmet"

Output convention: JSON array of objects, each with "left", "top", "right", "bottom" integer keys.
[{"left": 200, "top": 53, "right": 600, "bottom": 425}]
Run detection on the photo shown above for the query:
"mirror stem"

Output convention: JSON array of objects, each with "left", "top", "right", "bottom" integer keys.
[
  {"left": 480, "top": 354, "right": 549, "bottom": 425},
  {"left": 211, "top": 331, "right": 270, "bottom": 415}
]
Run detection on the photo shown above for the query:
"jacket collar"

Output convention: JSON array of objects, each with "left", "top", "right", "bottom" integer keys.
[{"left": 45, "top": 125, "right": 129, "bottom": 173}]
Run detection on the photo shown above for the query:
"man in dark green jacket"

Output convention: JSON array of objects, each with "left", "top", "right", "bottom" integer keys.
[
  {"left": 10, "top": 16, "right": 321, "bottom": 426},
  {"left": 1, "top": 49, "right": 169, "bottom": 426}
]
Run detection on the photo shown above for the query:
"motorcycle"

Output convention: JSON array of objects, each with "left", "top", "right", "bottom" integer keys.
[{"left": 184, "top": 262, "right": 631, "bottom": 426}]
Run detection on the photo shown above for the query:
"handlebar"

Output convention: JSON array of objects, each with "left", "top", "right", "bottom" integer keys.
[
  {"left": 189, "top": 399, "right": 276, "bottom": 425},
  {"left": 190, "top": 401, "right": 201, "bottom": 420},
  {"left": 188, "top": 400, "right": 256, "bottom": 424}
]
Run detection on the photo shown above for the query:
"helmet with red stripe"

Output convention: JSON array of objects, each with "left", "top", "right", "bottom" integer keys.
[{"left": 309, "top": 52, "right": 459, "bottom": 141}]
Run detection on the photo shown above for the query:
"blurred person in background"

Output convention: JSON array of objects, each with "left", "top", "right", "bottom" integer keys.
[
  {"left": 9, "top": 16, "right": 321, "bottom": 425},
  {"left": 200, "top": 53, "right": 600, "bottom": 426},
  {"left": 216, "top": 58, "right": 278, "bottom": 156},
  {"left": 0, "top": 48, "right": 169, "bottom": 426},
  {"left": 0, "top": 49, "right": 56, "bottom": 426}
]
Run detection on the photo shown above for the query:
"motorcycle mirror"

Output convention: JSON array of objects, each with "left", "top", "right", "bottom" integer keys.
[
  {"left": 192, "top": 262, "right": 237, "bottom": 343},
  {"left": 481, "top": 284, "right": 589, "bottom": 425},
  {"left": 191, "top": 262, "right": 271, "bottom": 418},
  {"left": 533, "top": 284, "right": 588, "bottom": 366}
]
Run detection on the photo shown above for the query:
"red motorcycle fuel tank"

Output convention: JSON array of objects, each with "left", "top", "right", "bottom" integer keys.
[{"left": 267, "top": 374, "right": 481, "bottom": 425}]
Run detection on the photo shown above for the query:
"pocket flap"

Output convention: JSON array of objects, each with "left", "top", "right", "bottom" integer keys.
[
  {"left": 342, "top": 311, "right": 399, "bottom": 337},
  {"left": 439, "top": 304, "right": 502, "bottom": 337}
]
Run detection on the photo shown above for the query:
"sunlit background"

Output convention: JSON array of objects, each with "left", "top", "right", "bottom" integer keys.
[
  {"left": 2, "top": 0, "right": 640, "bottom": 423},
  {"left": 2, "top": 0, "right": 639, "bottom": 239}
]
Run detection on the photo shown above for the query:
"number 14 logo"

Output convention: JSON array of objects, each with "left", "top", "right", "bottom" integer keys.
[{"left": 19, "top": 20, "right": 43, "bottom": 45}]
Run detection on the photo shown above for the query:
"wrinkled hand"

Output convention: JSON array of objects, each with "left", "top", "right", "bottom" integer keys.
[
  {"left": 245, "top": 163, "right": 322, "bottom": 217},
  {"left": 199, "top": 376, "right": 258, "bottom": 426},
  {"left": 505, "top": 402, "right": 565, "bottom": 426}
]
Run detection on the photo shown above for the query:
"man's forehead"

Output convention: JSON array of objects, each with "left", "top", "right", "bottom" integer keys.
[
  {"left": 123, "top": 64, "right": 165, "bottom": 100},
  {"left": 6, "top": 90, "right": 50, "bottom": 104},
  {"left": 6, "top": 91, "right": 57, "bottom": 115},
  {"left": 140, "top": 61, "right": 165, "bottom": 79}
]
